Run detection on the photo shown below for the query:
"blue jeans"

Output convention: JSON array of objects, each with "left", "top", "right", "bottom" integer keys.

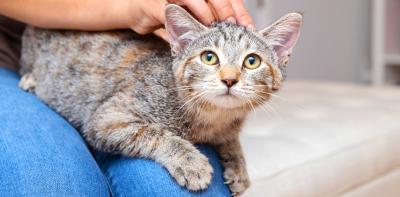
[{"left": 0, "top": 68, "right": 230, "bottom": 197}]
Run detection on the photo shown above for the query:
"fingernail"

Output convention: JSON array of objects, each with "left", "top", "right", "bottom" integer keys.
[
  {"left": 226, "top": 17, "right": 236, "bottom": 24},
  {"left": 247, "top": 24, "right": 256, "bottom": 31}
]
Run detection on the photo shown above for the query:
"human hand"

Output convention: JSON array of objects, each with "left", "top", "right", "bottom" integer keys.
[
  {"left": 127, "top": 0, "right": 254, "bottom": 41},
  {"left": 167, "top": 0, "right": 254, "bottom": 28}
]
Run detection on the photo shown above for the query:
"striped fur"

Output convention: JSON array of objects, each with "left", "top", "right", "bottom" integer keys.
[{"left": 19, "top": 5, "right": 302, "bottom": 195}]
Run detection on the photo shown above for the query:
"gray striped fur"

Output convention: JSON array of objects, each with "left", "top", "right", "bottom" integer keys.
[{"left": 19, "top": 4, "right": 302, "bottom": 195}]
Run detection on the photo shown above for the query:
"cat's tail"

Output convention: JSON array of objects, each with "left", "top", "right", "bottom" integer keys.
[{"left": 19, "top": 26, "right": 38, "bottom": 76}]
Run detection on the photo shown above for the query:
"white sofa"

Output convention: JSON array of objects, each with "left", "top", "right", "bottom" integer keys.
[{"left": 241, "top": 81, "right": 400, "bottom": 197}]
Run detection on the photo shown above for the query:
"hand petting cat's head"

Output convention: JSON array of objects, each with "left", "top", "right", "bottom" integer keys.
[{"left": 165, "top": 4, "right": 302, "bottom": 109}]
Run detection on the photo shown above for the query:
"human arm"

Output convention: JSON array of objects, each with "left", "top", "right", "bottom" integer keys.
[
  {"left": 0, "top": 0, "right": 255, "bottom": 40},
  {"left": 0, "top": 0, "right": 144, "bottom": 31}
]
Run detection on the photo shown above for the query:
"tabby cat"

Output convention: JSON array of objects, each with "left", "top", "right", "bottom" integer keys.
[{"left": 19, "top": 4, "right": 302, "bottom": 196}]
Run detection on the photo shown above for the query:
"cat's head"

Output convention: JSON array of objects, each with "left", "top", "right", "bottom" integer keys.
[{"left": 165, "top": 4, "right": 302, "bottom": 109}]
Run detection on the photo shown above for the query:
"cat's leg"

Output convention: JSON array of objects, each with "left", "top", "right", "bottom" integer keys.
[
  {"left": 215, "top": 138, "right": 250, "bottom": 196},
  {"left": 84, "top": 97, "right": 213, "bottom": 191},
  {"left": 19, "top": 73, "right": 36, "bottom": 93}
]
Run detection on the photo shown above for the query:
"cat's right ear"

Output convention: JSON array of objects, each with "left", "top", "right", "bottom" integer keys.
[
  {"left": 259, "top": 13, "right": 303, "bottom": 66},
  {"left": 165, "top": 4, "right": 208, "bottom": 55}
]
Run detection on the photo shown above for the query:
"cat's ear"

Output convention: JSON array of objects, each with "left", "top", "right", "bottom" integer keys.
[
  {"left": 259, "top": 13, "right": 303, "bottom": 65},
  {"left": 165, "top": 4, "right": 208, "bottom": 55}
]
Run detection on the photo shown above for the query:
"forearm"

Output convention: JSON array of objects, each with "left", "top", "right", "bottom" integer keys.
[{"left": 0, "top": 0, "right": 131, "bottom": 30}]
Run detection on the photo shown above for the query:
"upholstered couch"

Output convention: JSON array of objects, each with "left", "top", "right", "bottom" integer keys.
[{"left": 241, "top": 81, "right": 400, "bottom": 197}]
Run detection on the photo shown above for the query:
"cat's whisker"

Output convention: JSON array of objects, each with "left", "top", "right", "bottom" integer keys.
[
  {"left": 166, "top": 85, "right": 203, "bottom": 92},
  {"left": 252, "top": 90, "right": 307, "bottom": 112},
  {"left": 143, "top": 85, "right": 205, "bottom": 93},
  {"left": 246, "top": 98, "right": 257, "bottom": 114},
  {"left": 251, "top": 97, "right": 276, "bottom": 119},
  {"left": 167, "top": 84, "right": 225, "bottom": 93},
  {"left": 253, "top": 94, "right": 278, "bottom": 115},
  {"left": 250, "top": 93, "right": 286, "bottom": 121},
  {"left": 176, "top": 91, "right": 208, "bottom": 114},
  {"left": 263, "top": 102, "right": 279, "bottom": 116},
  {"left": 177, "top": 94, "right": 201, "bottom": 111},
  {"left": 168, "top": 88, "right": 194, "bottom": 92},
  {"left": 237, "top": 93, "right": 256, "bottom": 113},
  {"left": 253, "top": 90, "right": 287, "bottom": 101},
  {"left": 251, "top": 101, "right": 272, "bottom": 118},
  {"left": 176, "top": 91, "right": 209, "bottom": 125},
  {"left": 186, "top": 76, "right": 213, "bottom": 81}
]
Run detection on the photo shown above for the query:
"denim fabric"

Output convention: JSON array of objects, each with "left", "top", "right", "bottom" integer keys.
[
  {"left": 95, "top": 145, "right": 230, "bottom": 197},
  {"left": 0, "top": 68, "right": 110, "bottom": 197},
  {"left": 0, "top": 68, "right": 230, "bottom": 197}
]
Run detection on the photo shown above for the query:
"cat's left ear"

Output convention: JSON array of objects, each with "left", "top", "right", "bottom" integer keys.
[
  {"left": 165, "top": 4, "right": 208, "bottom": 55},
  {"left": 259, "top": 13, "right": 303, "bottom": 66}
]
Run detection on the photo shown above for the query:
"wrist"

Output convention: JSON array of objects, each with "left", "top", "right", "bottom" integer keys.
[
  {"left": 125, "top": 0, "right": 166, "bottom": 34},
  {"left": 103, "top": 0, "right": 136, "bottom": 30}
]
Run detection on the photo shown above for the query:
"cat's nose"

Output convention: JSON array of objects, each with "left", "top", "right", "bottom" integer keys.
[{"left": 221, "top": 79, "right": 238, "bottom": 88}]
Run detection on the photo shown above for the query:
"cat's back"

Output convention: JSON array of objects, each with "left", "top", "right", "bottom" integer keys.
[
  {"left": 20, "top": 26, "right": 173, "bottom": 127},
  {"left": 20, "top": 26, "right": 170, "bottom": 75}
]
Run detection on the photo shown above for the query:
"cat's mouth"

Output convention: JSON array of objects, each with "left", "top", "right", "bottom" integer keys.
[
  {"left": 220, "top": 93, "right": 236, "bottom": 98},
  {"left": 190, "top": 86, "right": 247, "bottom": 108},
  {"left": 206, "top": 89, "right": 247, "bottom": 108},
  {"left": 217, "top": 88, "right": 237, "bottom": 97},
  {"left": 224, "top": 89, "right": 233, "bottom": 95}
]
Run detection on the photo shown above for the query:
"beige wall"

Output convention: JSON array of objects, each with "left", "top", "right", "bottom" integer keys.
[{"left": 245, "top": 0, "right": 371, "bottom": 83}]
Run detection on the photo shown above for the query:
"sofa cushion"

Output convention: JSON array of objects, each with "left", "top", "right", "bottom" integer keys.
[{"left": 241, "top": 81, "right": 400, "bottom": 196}]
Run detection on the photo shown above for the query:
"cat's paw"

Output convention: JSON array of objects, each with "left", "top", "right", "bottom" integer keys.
[
  {"left": 19, "top": 73, "right": 36, "bottom": 93},
  {"left": 224, "top": 166, "right": 250, "bottom": 196},
  {"left": 166, "top": 151, "right": 213, "bottom": 191}
]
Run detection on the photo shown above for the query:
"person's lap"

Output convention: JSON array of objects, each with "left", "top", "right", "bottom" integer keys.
[
  {"left": 0, "top": 68, "right": 110, "bottom": 196},
  {"left": 0, "top": 68, "right": 230, "bottom": 197},
  {"left": 95, "top": 146, "right": 229, "bottom": 197}
]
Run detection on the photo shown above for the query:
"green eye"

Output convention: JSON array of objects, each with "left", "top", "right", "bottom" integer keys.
[
  {"left": 243, "top": 54, "right": 261, "bottom": 69},
  {"left": 200, "top": 51, "right": 219, "bottom": 65}
]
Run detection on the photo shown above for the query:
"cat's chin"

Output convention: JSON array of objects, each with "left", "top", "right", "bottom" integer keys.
[{"left": 206, "top": 95, "right": 247, "bottom": 109}]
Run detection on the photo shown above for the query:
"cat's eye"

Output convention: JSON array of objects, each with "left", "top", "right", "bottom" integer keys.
[
  {"left": 200, "top": 51, "right": 219, "bottom": 65},
  {"left": 243, "top": 54, "right": 261, "bottom": 69}
]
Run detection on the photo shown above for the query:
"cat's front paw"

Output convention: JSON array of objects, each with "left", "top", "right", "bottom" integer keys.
[
  {"left": 166, "top": 151, "right": 213, "bottom": 191},
  {"left": 224, "top": 166, "right": 250, "bottom": 196}
]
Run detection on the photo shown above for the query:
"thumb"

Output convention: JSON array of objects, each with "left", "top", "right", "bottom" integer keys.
[{"left": 154, "top": 28, "right": 169, "bottom": 42}]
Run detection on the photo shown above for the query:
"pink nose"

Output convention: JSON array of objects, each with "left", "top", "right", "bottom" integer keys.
[{"left": 221, "top": 79, "right": 238, "bottom": 88}]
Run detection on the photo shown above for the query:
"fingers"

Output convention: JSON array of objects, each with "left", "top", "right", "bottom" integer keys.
[
  {"left": 168, "top": 0, "right": 215, "bottom": 25},
  {"left": 206, "top": 1, "right": 219, "bottom": 21},
  {"left": 171, "top": 0, "right": 255, "bottom": 29},
  {"left": 153, "top": 0, "right": 167, "bottom": 24},
  {"left": 154, "top": 28, "right": 169, "bottom": 42},
  {"left": 132, "top": 0, "right": 166, "bottom": 34},
  {"left": 230, "top": 0, "right": 255, "bottom": 29},
  {"left": 160, "top": 0, "right": 255, "bottom": 36},
  {"left": 208, "top": 0, "right": 236, "bottom": 23}
]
